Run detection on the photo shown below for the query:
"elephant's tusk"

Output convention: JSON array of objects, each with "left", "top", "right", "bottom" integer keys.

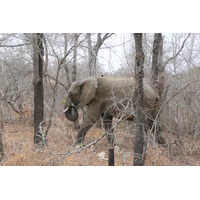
[{"left": 63, "top": 107, "right": 70, "bottom": 113}]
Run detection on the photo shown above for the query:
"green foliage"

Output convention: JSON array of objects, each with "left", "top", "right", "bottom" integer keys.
[
  {"left": 79, "top": 143, "right": 85, "bottom": 148},
  {"left": 61, "top": 99, "right": 67, "bottom": 104},
  {"left": 61, "top": 100, "right": 80, "bottom": 109}
]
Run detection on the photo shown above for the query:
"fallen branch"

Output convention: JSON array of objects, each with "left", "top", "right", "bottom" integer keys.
[{"left": 60, "top": 132, "right": 108, "bottom": 158}]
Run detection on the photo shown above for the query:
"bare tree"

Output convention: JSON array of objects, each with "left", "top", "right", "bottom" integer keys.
[
  {"left": 33, "top": 33, "right": 45, "bottom": 145},
  {"left": 0, "top": 130, "right": 3, "bottom": 161},
  {"left": 150, "top": 33, "right": 166, "bottom": 144},
  {"left": 87, "top": 33, "right": 93, "bottom": 76},
  {"left": 151, "top": 33, "right": 164, "bottom": 92},
  {"left": 151, "top": 33, "right": 191, "bottom": 144},
  {"left": 133, "top": 33, "right": 145, "bottom": 166},
  {"left": 0, "top": 63, "right": 4, "bottom": 130},
  {"left": 72, "top": 33, "right": 80, "bottom": 129},
  {"left": 0, "top": 96, "right": 3, "bottom": 161},
  {"left": 150, "top": 33, "right": 191, "bottom": 97},
  {"left": 63, "top": 33, "right": 71, "bottom": 88},
  {"left": 0, "top": 105, "right": 3, "bottom": 131},
  {"left": 87, "top": 33, "right": 114, "bottom": 76}
]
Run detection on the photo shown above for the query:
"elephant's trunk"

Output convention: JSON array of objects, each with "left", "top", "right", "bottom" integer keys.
[{"left": 63, "top": 102, "right": 79, "bottom": 121}]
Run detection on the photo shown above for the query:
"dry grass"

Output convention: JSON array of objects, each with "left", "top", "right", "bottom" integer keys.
[{"left": 1, "top": 119, "right": 200, "bottom": 166}]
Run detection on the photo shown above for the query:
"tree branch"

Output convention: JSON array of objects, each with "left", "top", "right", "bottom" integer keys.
[
  {"left": 163, "top": 33, "right": 191, "bottom": 68},
  {"left": 43, "top": 73, "right": 67, "bottom": 89},
  {"left": 0, "top": 43, "right": 30, "bottom": 48}
]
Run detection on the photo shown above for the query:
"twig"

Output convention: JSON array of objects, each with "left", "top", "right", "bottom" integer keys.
[
  {"left": 44, "top": 101, "right": 68, "bottom": 137},
  {"left": 163, "top": 33, "right": 191, "bottom": 68},
  {"left": 59, "top": 132, "right": 108, "bottom": 158},
  {"left": 37, "top": 121, "right": 46, "bottom": 143},
  {"left": 0, "top": 43, "right": 30, "bottom": 48},
  {"left": 0, "top": 61, "right": 5, "bottom": 76}
]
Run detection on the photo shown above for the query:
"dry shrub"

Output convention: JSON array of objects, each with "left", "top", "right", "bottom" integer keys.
[
  {"left": 160, "top": 69, "right": 200, "bottom": 138},
  {"left": 1, "top": 119, "right": 200, "bottom": 166}
]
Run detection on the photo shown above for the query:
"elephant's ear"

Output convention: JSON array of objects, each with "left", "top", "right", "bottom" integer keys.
[{"left": 79, "top": 77, "right": 98, "bottom": 107}]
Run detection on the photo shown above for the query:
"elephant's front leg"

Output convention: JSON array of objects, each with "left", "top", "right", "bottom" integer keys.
[
  {"left": 75, "top": 124, "right": 93, "bottom": 146},
  {"left": 75, "top": 101, "right": 102, "bottom": 147}
]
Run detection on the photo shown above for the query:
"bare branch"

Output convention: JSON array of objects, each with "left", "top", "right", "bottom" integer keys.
[
  {"left": 0, "top": 43, "right": 30, "bottom": 48},
  {"left": 152, "top": 77, "right": 200, "bottom": 126},
  {"left": 43, "top": 73, "right": 67, "bottom": 89},
  {"left": 163, "top": 33, "right": 191, "bottom": 68}
]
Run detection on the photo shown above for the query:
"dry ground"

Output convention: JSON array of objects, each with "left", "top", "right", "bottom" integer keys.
[{"left": 1, "top": 119, "right": 200, "bottom": 166}]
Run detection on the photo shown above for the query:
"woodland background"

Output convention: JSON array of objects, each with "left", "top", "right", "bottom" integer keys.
[
  {"left": 1, "top": 0, "right": 200, "bottom": 200},
  {"left": 0, "top": 33, "right": 200, "bottom": 166}
]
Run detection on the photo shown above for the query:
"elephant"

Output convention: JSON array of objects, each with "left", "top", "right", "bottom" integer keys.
[{"left": 64, "top": 76, "right": 165, "bottom": 147}]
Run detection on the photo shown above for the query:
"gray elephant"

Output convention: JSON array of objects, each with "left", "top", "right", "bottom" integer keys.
[{"left": 64, "top": 76, "right": 165, "bottom": 146}]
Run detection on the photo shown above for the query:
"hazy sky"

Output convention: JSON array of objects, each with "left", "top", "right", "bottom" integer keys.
[{"left": 98, "top": 33, "right": 133, "bottom": 73}]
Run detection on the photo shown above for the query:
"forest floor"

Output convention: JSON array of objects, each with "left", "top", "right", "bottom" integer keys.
[{"left": 1, "top": 118, "right": 200, "bottom": 166}]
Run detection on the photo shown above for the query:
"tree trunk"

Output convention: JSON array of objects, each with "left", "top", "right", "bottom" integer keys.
[
  {"left": 72, "top": 33, "right": 78, "bottom": 83},
  {"left": 0, "top": 104, "right": 3, "bottom": 161},
  {"left": 63, "top": 33, "right": 71, "bottom": 89},
  {"left": 0, "top": 69, "right": 4, "bottom": 161},
  {"left": 133, "top": 33, "right": 145, "bottom": 166},
  {"left": 43, "top": 34, "right": 48, "bottom": 84},
  {"left": 33, "top": 33, "right": 45, "bottom": 145},
  {"left": 0, "top": 103, "right": 3, "bottom": 131},
  {"left": 0, "top": 130, "right": 3, "bottom": 161},
  {"left": 87, "top": 33, "right": 114, "bottom": 77},
  {"left": 151, "top": 33, "right": 164, "bottom": 96},
  {"left": 0, "top": 130, "right": 3, "bottom": 162},
  {"left": 72, "top": 33, "right": 80, "bottom": 129},
  {"left": 87, "top": 33, "right": 96, "bottom": 76},
  {"left": 150, "top": 33, "right": 166, "bottom": 144}
]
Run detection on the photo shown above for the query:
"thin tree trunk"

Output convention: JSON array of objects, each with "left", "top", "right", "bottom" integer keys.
[
  {"left": 87, "top": 33, "right": 114, "bottom": 77},
  {"left": 0, "top": 104, "right": 3, "bottom": 161},
  {"left": 150, "top": 33, "right": 166, "bottom": 144},
  {"left": 63, "top": 33, "right": 71, "bottom": 89},
  {"left": 72, "top": 33, "right": 80, "bottom": 129},
  {"left": 87, "top": 33, "right": 94, "bottom": 76},
  {"left": 72, "top": 33, "right": 78, "bottom": 83},
  {"left": 133, "top": 33, "right": 145, "bottom": 166},
  {"left": 33, "top": 33, "right": 45, "bottom": 145},
  {"left": 0, "top": 130, "right": 3, "bottom": 162},
  {"left": 43, "top": 34, "right": 48, "bottom": 84},
  {"left": 151, "top": 33, "right": 164, "bottom": 96},
  {"left": 0, "top": 103, "right": 3, "bottom": 131}
]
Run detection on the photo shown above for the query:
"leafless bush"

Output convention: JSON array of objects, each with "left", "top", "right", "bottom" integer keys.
[{"left": 160, "top": 68, "right": 200, "bottom": 141}]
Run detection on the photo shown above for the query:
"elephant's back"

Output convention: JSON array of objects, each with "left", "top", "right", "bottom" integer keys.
[
  {"left": 97, "top": 77, "right": 135, "bottom": 98},
  {"left": 96, "top": 77, "right": 159, "bottom": 107},
  {"left": 95, "top": 77, "right": 159, "bottom": 117}
]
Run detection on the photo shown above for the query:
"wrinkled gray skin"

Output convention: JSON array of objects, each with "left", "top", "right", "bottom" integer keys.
[{"left": 64, "top": 77, "right": 163, "bottom": 147}]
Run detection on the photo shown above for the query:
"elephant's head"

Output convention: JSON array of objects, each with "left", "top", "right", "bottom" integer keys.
[{"left": 63, "top": 77, "right": 98, "bottom": 121}]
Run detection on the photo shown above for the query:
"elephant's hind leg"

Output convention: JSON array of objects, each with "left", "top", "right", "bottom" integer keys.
[
  {"left": 148, "top": 118, "right": 166, "bottom": 145},
  {"left": 102, "top": 114, "right": 114, "bottom": 146}
]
